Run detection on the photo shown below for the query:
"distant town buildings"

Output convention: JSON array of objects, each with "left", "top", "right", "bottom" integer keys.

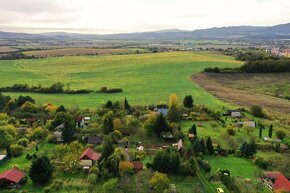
[{"left": 266, "top": 47, "right": 290, "bottom": 57}]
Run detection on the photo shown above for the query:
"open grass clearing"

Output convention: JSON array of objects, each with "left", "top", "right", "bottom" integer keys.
[{"left": 0, "top": 51, "right": 241, "bottom": 108}]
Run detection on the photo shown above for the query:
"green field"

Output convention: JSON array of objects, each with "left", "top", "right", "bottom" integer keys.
[
  {"left": 207, "top": 156, "right": 261, "bottom": 179},
  {"left": 0, "top": 51, "right": 242, "bottom": 108}
]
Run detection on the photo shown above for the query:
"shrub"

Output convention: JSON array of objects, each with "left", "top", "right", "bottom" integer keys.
[
  {"left": 29, "top": 155, "right": 53, "bottom": 184},
  {"left": 197, "top": 158, "right": 211, "bottom": 173},
  {"left": 253, "top": 157, "right": 269, "bottom": 169},
  {"left": 149, "top": 172, "right": 170, "bottom": 193},
  {"left": 250, "top": 105, "right": 269, "bottom": 118},
  {"left": 87, "top": 174, "right": 98, "bottom": 185},
  {"left": 18, "top": 138, "right": 29, "bottom": 147},
  {"left": 31, "top": 127, "right": 45, "bottom": 140},
  {"left": 10, "top": 144, "right": 25, "bottom": 157},
  {"left": 46, "top": 134, "right": 54, "bottom": 143},
  {"left": 227, "top": 128, "right": 236, "bottom": 136},
  {"left": 26, "top": 154, "right": 32, "bottom": 160},
  {"left": 179, "top": 159, "right": 196, "bottom": 176},
  {"left": 118, "top": 161, "right": 134, "bottom": 176},
  {"left": 102, "top": 178, "right": 118, "bottom": 193},
  {"left": 276, "top": 130, "right": 287, "bottom": 140}
]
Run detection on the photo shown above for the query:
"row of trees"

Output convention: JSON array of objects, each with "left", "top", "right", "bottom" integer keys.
[
  {"left": 241, "top": 59, "right": 290, "bottom": 73},
  {"left": 0, "top": 83, "right": 126, "bottom": 94}
]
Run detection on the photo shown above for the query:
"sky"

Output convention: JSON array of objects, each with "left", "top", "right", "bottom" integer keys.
[{"left": 0, "top": 0, "right": 290, "bottom": 34}]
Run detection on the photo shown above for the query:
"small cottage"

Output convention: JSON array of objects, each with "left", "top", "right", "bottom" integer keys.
[
  {"left": 131, "top": 161, "right": 144, "bottom": 172},
  {"left": 87, "top": 136, "right": 102, "bottom": 145},
  {"left": 75, "top": 115, "right": 84, "bottom": 128},
  {"left": 156, "top": 105, "right": 168, "bottom": 116},
  {"left": 53, "top": 123, "right": 64, "bottom": 143},
  {"left": 0, "top": 155, "right": 7, "bottom": 165},
  {"left": 79, "top": 148, "right": 102, "bottom": 170},
  {"left": 162, "top": 132, "right": 173, "bottom": 140},
  {"left": 0, "top": 169, "right": 26, "bottom": 188}
]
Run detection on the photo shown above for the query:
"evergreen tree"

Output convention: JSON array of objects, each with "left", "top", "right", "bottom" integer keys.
[
  {"left": 102, "top": 135, "right": 114, "bottom": 159},
  {"left": 275, "top": 143, "right": 280, "bottom": 153},
  {"left": 62, "top": 126, "right": 74, "bottom": 143},
  {"left": 240, "top": 141, "right": 256, "bottom": 158},
  {"left": 103, "top": 111, "right": 114, "bottom": 134},
  {"left": 152, "top": 148, "right": 180, "bottom": 174},
  {"left": 183, "top": 95, "right": 194, "bottom": 108},
  {"left": 268, "top": 125, "right": 273, "bottom": 138},
  {"left": 248, "top": 141, "right": 257, "bottom": 156},
  {"left": 29, "top": 155, "right": 53, "bottom": 184},
  {"left": 105, "top": 100, "right": 113, "bottom": 109},
  {"left": 5, "top": 144, "right": 12, "bottom": 158},
  {"left": 193, "top": 139, "right": 201, "bottom": 154},
  {"left": 154, "top": 113, "right": 170, "bottom": 137},
  {"left": 56, "top": 105, "right": 66, "bottom": 113},
  {"left": 199, "top": 138, "right": 206, "bottom": 154},
  {"left": 124, "top": 98, "right": 131, "bottom": 111},
  {"left": 206, "top": 137, "right": 214, "bottom": 155},
  {"left": 259, "top": 126, "right": 263, "bottom": 138},
  {"left": 167, "top": 106, "right": 180, "bottom": 123},
  {"left": 188, "top": 124, "right": 197, "bottom": 136},
  {"left": 240, "top": 142, "right": 249, "bottom": 157}
]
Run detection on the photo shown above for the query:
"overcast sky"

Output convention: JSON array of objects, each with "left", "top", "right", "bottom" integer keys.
[{"left": 0, "top": 0, "right": 290, "bottom": 34}]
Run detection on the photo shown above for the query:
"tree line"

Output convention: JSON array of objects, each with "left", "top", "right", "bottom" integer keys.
[
  {"left": 204, "top": 50, "right": 290, "bottom": 73},
  {"left": 0, "top": 83, "right": 123, "bottom": 94}
]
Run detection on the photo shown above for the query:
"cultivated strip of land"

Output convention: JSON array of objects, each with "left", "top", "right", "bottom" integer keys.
[{"left": 192, "top": 73, "right": 290, "bottom": 116}]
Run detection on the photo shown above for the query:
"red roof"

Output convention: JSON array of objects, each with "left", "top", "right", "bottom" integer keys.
[
  {"left": 131, "top": 161, "right": 143, "bottom": 170},
  {"left": 80, "top": 148, "right": 101, "bottom": 161},
  {"left": 75, "top": 116, "right": 83, "bottom": 122},
  {"left": 0, "top": 169, "right": 25, "bottom": 183},
  {"left": 273, "top": 174, "right": 290, "bottom": 191},
  {"left": 263, "top": 171, "right": 283, "bottom": 180}
]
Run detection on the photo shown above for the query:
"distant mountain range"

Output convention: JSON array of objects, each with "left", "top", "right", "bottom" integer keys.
[{"left": 1, "top": 23, "right": 290, "bottom": 41}]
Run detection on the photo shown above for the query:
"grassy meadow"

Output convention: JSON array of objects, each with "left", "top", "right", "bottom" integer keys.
[{"left": 0, "top": 51, "right": 242, "bottom": 108}]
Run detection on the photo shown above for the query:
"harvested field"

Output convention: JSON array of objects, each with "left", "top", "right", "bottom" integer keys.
[
  {"left": 192, "top": 73, "right": 290, "bottom": 115},
  {"left": 23, "top": 48, "right": 145, "bottom": 57},
  {"left": 0, "top": 46, "right": 18, "bottom": 53}
]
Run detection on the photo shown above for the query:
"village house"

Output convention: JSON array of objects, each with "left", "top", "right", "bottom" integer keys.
[
  {"left": 172, "top": 139, "right": 183, "bottom": 151},
  {"left": 156, "top": 104, "right": 168, "bottom": 116},
  {"left": 162, "top": 132, "right": 173, "bottom": 141},
  {"left": 75, "top": 115, "right": 85, "bottom": 128},
  {"left": 281, "top": 49, "right": 290, "bottom": 57},
  {"left": 137, "top": 145, "right": 144, "bottom": 151},
  {"left": 223, "top": 110, "right": 242, "bottom": 118},
  {"left": 131, "top": 161, "right": 144, "bottom": 172},
  {"left": 263, "top": 171, "right": 290, "bottom": 191},
  {"left": 0, "top": 169, "right": 26, "bottom": 188},
  {"left": 79, "top": 148, "right": 102, "bottom": 170},
  {"left": 188, "top": 134, "right": 195, "bottom": 140},
  {"left": 53, "top": 123, "right": 64, "bottom": 143},
  {"left": 236, "top": 121, "right": 256, "bottom": 128},
  {"left": 0, "top": 155, "right": 7, "bottom": 165},
  {"left": 87, "top": 136, "right": 102, "bottom": 145}
]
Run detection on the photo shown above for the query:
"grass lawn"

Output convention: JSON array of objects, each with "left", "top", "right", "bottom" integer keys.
[
  {"left": 169, "top": 175, "right": 202, "bottom": 193},
  {"left": 0, "top": 51, "right": 242, "bottom": 108},
  {"left": 0, "top": 142, "right": 56, "bottom": 172},
  {"left": 206, "top": 156, "right": 261, "bottom": 179}
]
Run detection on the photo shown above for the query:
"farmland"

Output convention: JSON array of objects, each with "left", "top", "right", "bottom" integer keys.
[
  {"left": 192, "top": 73, "right": 290, "bottom": 116},
  {"left": 23, "top": 48, "right": 148, "bottom": 57},
  {"left": 0, "top": 51, "right": 242, "bottom": 108}
]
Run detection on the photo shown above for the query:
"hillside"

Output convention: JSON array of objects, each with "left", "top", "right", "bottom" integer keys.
[{"left": 0, "top": 23, "right": 289, "bottom": 40}]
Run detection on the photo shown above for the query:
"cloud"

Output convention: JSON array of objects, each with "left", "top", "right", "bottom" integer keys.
[
  {"left": 0, "top": 0, "right": 65, "bottom": 14},
  {"left": 0, "top": 0, "right": 289, "bottom": 34}
]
